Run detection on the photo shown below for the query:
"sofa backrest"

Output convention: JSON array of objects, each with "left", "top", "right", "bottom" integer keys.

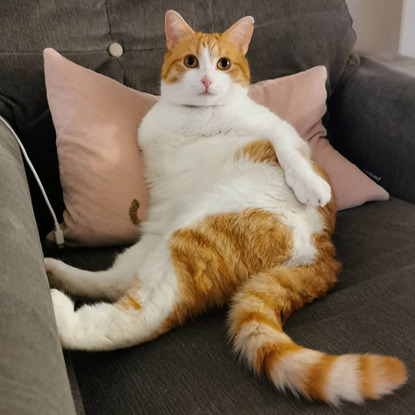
[{"left": 0, "top": 0, "right": 357, "bottom": 240}]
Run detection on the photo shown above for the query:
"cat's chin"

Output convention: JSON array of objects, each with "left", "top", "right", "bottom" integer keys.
[{"left": 191, "top": 93, "right": 225, "bottom": 106}]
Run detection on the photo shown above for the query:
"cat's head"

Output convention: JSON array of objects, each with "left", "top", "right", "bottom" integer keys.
[{"left": 161, "top": 10, "right": 254, "bottom": 106}]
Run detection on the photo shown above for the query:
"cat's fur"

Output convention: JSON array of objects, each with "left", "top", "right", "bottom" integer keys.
[{"left": 45, "top": 11, "right": 407, "bottom": 405}]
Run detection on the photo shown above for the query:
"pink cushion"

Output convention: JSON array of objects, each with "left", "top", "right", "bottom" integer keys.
[
  {"left": 44, "top": 48, "right": 157, "bottom": 247},
  {"left": 44, "top": 49, "right": 388, "bottom": 247}
]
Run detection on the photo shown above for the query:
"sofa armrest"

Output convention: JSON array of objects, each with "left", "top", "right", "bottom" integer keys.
[
  {"left": 328, "top": 56, "right": 415, "bottom": 203},
  {"left": 0, "top": 118, "right": 76, "bottom": 415}
]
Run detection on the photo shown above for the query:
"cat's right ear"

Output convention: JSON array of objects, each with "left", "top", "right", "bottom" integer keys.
[
  {"left": 165, "top": 10, "right": 194, "bottom": 50},
  {"left": 224, "top": 16, "right": 255, "bottom": 55}
]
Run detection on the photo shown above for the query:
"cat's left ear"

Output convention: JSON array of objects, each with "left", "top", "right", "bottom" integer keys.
[
  {"left": 165, "top": 10, "right": 194, "bottom": 50},
  {"left": 224, "top": 16, "right": 255, "bottom": 55}
]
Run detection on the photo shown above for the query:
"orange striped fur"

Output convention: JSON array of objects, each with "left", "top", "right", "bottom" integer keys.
[
  {"left": 117, "top": 295, "right": 141, "bottom": 311},
  {"left": 163, "top": 207, "right": 293, "bottom": 331},
  {"left": 234, "top": 139, "right": 280, "bottom": 166}
]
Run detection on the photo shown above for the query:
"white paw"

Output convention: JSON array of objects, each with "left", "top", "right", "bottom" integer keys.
[
  {"left": 44, "top": 258, "right": 65, "bottom": 289},
  {"left": 50, "top": 288, "right": 76, "bottom": 348},
  {"left": 291, "top": 173, "right": 331, "bottom": 207},
  {"left": 285, "top": 162, "right": 331, "bottom": 207}
]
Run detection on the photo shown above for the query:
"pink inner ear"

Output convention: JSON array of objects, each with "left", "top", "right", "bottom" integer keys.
[
  {"left": 240, "top": 25, "right": 254, "bottom": 54},
  {"left": 225, "top": 16, "right": 254, "bottom": 54},
  {"left": 165, "top": 15, "right": 178, "bottom": 49},
  {"left": 165, "top": 25, "right": 177, "bottom": 50},
  {"left": 165, "top": 11, "right": 193, "bottom": 50}
]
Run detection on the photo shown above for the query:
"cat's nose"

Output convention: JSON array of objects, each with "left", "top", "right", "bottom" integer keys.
[{"left": 201, "top": 76, "right": 212, "bottom": 89}]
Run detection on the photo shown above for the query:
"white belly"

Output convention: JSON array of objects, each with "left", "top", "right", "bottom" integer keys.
[{"left": 142, "top": 135, "right": 324, "bottom": 266}]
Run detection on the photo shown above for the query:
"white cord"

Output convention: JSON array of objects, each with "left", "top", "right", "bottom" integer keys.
[{"left": 0, "top": 114, "right": 65, "bottom": 248}]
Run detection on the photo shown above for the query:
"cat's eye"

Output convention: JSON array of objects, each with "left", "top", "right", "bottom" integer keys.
[
  {"left": 184, "top": 55, "right": 198, "bottom": 68},
  {"left": 217, "top": 58, "right": 231, "bottom": 71}
]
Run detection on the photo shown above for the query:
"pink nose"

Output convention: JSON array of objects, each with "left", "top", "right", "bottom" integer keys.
[{"left": 201, "top": 76, "right": 212, "bottom": 89}]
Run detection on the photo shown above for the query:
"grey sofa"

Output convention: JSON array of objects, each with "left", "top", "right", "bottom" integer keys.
[{"left": 1, "top": 1, "right": 414, "bottom": 414}]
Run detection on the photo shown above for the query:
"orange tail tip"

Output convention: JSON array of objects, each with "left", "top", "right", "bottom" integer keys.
[
  {"left": 361, "top": 355, "right": 407, "bottom": 400},
  {"left": 264, "top": 347, "right": 407, "bottom": 405}
]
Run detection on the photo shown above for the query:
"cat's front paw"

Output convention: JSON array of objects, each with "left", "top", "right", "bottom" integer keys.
[
  {"left": 50, "top": 289, "right": 76, "bottom": 348},
  {"left": 45, "top": 258, "right": 65, "bottom": 289},
  {"left": 285, "top": 165, "right": 331, "bottom": 207}
]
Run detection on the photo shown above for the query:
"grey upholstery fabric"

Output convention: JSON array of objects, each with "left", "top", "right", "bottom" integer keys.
[
  {"left": 0, "top": 0, "right": 358, "bottom": 241},
  {"left": 64, "top": 351, "right": 86, "bottom": 415},
  {"left": 0, "top": 119, "right": 76, "bottom": 415},
  {"left": 47, "top": 198, "right": 415, "bottom": 414},
  {"left": 328, "top": 56, "right": 415, "bottom": 204}
]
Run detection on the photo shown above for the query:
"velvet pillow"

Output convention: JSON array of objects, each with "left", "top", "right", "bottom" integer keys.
[
  {"left": 44, "top": 48, "right": 157, "bottom": 247},
  {"left": 44, "top": 49, "right": 388, "bottom": 247}
]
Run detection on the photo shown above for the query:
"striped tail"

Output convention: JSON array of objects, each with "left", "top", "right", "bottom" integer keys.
[{"left": 229, "top": 243, "right": 407, "bottom": 405}]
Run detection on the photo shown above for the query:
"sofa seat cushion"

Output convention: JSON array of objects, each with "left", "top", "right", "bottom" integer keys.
[{"left": 45, "top": 197, "right": 415, "bottom": 414}]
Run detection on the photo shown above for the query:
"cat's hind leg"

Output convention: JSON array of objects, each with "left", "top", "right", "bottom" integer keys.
[
  {"left": 50, "top": 241, "right": 179, "bottom": 350},
  {"left": 228, "top": 237, "right": 407, "bottom": 404},
  {"left": 45, "top": 233, "right": 159, "bottom": 301}
]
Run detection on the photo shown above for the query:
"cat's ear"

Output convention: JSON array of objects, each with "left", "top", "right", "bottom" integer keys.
[
  {"left": 165, "top": 10, "right": 194, "bottom": 50},
  {"left": 224, "top": 16, "right": 255, "bottom": 55}
]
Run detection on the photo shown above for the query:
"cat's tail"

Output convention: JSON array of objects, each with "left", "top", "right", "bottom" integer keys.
[{"left": 228, "top": 235, "right": 407, "bottom": 405}]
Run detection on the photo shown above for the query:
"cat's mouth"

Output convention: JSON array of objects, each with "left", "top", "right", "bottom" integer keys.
[{"left": 201, "top": 91, "right": 211, "bottom": 96}]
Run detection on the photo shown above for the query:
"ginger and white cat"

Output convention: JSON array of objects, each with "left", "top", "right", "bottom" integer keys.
[{"left": 45, "top": 11, "right": 407, "bottom": 405}]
